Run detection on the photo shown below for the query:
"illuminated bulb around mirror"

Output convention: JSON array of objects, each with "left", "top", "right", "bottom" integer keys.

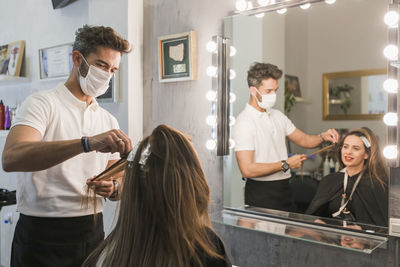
[
  {"left": 229, "top": 116, "right": 236, "bottom": 126},
  {"left": 206, "top": 115, "right": 217, "bottom": 126},
  {"left": 230, "top": 46, "right": 237, "bottom": 57},
  {"left": 230, "top": 69, "right": 237, "bottom": 80},
  {"left": 383, "top": 112, "right": 398, "bottom": 126},
  {"left": 383, "top": 145, "right": 398, "bottom": 159},
  {"left": 255, "top": 13, "right": 265, "bottom": 18},
  {"left": 383, "top": 44, "right": 398, "bottom": 60},
  {"left": 384, "top": 11, "right": 399, "bottom": 28},
  {"left": 257, "top": 0, "right": 269, "bottom": 6},
  {"left": 206, "top": 90, "right": 217, "bottom": 102},
  {"left": 236, "top": 0, "right": 247, "bottom": 11},
  {"left": 206, "top": 41, "right": 217, "bottom": 53},
  {"left": 206, "top": 66, "right": 218, "bottom": 77},
  {"left": 229, "top": 139, "right": 236, "bottom": 149},
  {"left": 383, "top": 78, "right": 398, "bottom": 93},
  {"left": 300, "top": 3, "right": 311, "bottom": 10},
  {"left": 247, "top": 1, "right": 254, "bottom": 10},
  {"left": 206, "top": 139, "right": 217, "bottom": 150},
  {"left": 229, "top": 92, "right": 237, "bottom": 103},
  {"left": 277, "top": 8, "right": 287, "bottom": 14},
  {"left": 324, "top": 0, "right": 336, "bottom": 4}
]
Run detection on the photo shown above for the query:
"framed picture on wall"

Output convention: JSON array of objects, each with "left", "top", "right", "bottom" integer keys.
[
  {"left": 97, "top": 71, "right": 120, "bottom": 103},
  {"left": 158, "top": 31, "right": 197, "bottom": 83},
  {"left": 285, "top": 74, "right": 302, "bottom": 97},
  {"left": 39, "top": 43, "right": 73, "bottom": 79},
  {"left": 6, "top": 40, "right": 25, "bottom": 76},
  {"left": 0, "top": 44, "right": 9, "bottom": 75}
]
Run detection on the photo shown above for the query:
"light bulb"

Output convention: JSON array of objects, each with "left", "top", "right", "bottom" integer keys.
[
  {"left": 384, "top": 11, "right": 399, "bottom": 28},
  {"left": 206, "top": 90, "right": 217, "bottom": 102},
  {"left": 230, "top": 69, "right": 236, "bottom": 80},
  {"left": 257, "top": 0, "right": 269, "bottom": 6},
  {"left": 229, "top": 139, "right": 236, "bottom": 149},
  {"left": 247, "top": 1, "right": 253, "bottom": 10},
  {"left": 255, "top": 13, "right": 265, "bottom": 18},
  {"left": 229, "top": 92, "right": 237, "bottom": 103},
  {"left": 236, "top": 0, "right": 247, "bottom": 11},
  {"left": 229, "top": 116, "right": 236, "bottom": 126},
  {"left": 300, "top": 3, "right": 311, "bottom": 10},
  {"left": 383, "top": 78, "right": 398, "bottom": 93},
  {"left": 206, "top": 139, "right": 217, "bottom": 150},
  {"left": 324, "top": 0, "right": 336, "bottom": 4},
  {"left": 383, "top": 112, "right": 398, "bottom": 126},
  {"left": 383, "top": 145, "right": 398, "bottom": 159},
  {"left": 206, "top": 115, "right": 217, "bottom": 126},
  {"left": 383, "top": 44, "right": 398, "bottom": 60},
  {"left": 230, "top": 46, "right": 237, "bottom": 57},
  {"left": 206, "top": 41, "right": 217, "bottom": 53},
  {"left": 277, "top": 8, "right": 287, "bottom": 14},
  {"left": 206, "top": 66, "right": 217, "bottom": 77}
]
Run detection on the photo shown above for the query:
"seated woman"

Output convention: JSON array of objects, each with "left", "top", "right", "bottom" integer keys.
[
  {"left": 83, "top": 125, "right": 231, "bottom": 267},
  {"left": 306, "top": 127, "right": 388, "bottom": 227}
]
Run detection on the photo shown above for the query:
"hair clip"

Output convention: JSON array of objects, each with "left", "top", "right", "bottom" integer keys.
[
  {"left": 360, "top": 136, "right": 371, "bottom": 148},
  {"left": 139, "top": 143, "right": 151, "bottom": 166}
]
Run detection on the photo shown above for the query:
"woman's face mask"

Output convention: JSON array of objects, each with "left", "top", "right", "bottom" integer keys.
[
  {"left": 78, "top": 55, "right": 113, "bottom": 98},
  {"left": 254, "top": 88, "right": 277, "bottom": 110}
]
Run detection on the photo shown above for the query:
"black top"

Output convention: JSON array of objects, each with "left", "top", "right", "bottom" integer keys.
[
  {"left": 305, "top": 172, "right": 388, "bottom": 227},
  {"left": 191, "top": 228, "right": 232, "bottom": 267}
]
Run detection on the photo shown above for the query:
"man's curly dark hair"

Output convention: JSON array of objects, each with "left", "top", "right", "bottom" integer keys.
[{"left": 247, "top": 62, "right": 282, "bottom": 87}]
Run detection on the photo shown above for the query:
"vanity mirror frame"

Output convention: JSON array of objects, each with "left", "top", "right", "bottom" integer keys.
[
  {"left": 322, "top": 68, "right": 387, "bottom": 120},
  {"left": 219, "top": 0, "right": 400, "bottom": 238}
]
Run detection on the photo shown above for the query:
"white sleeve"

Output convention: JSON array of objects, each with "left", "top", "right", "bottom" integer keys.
[
  {"left": 232, "top": 117, "right": 255, "bottom": 151},
  {"left": 278, "top": 111, "right": 296, "bottom": 136},
  {"left": 11, "top": 92, "right": 52, "bottom": 137}
]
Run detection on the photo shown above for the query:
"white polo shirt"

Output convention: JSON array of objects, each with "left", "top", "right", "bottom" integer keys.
[
  {"left": 11, "top": 83, "right": 120, "bottom": 217},
  {"left": 232, "top": 104, "right": 296, "bottom": 181}
]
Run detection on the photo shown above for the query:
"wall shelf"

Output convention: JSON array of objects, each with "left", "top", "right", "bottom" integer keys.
[
  {"left": 294, "top": 97, "right": 311, "bottom": 103},
  {"left": 0, "top": 75, "right": 30, "bottom": 86}
]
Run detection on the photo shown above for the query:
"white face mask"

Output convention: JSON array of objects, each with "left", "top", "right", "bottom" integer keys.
[
  {"left": 78, "top": 55, "right": 113, "bottom": 98},
  {"left": 254, "top": 88, "right": 276, "bottom": 110}
]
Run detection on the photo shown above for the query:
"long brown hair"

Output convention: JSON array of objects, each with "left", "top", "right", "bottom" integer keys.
[
  {"left": 337, "top": 127, "right": 388, "bottom": 187},
  {"left": 83, "top": 124, "right": 223, "bottom": 267}
]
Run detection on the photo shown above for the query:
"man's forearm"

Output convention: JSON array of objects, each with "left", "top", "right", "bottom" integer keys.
[{"left": 2, "top": 140, "right": 85, "bottom": 172}]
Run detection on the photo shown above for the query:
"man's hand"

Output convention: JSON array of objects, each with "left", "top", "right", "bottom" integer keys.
[
  {"left": 88, "top": 129, "right": 132, "bottom": 156},
  {"left": 320, "top": 128, "right": 339, "bottom": 143},
  {"left": 86, "top": 178, "right": 115, "bottom": 198},
  {"left": 286, "top": 154, "right": 307, "bottom": 169}
]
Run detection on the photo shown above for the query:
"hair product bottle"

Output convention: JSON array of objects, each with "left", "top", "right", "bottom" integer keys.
[
  {"left": 4, "top": 106, "right": 11, "bottom": 130},
  {"left": 0, "top": 100, "right": 5, "bottom": 130},
  {"left": 323, "top": 156, "right": 330, "bottom": 176}
]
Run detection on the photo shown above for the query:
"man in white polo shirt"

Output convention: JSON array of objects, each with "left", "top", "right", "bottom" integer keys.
[
  {"left": 233, "top": 62, "right": 339, "bottom": 212},
  {"left": 2, "top": 25, "right": 132, "bottom": 267}
]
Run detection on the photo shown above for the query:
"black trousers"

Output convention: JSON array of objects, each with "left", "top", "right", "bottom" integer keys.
[
  {"left": 245, "top": 178, "right": 296, "bottom": 212},
  {"left": 11, "top": 213, "right": 104, "bottom": 267}
]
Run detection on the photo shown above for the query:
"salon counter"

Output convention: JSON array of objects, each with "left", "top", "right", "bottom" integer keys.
[{"left": 212, "top": 207, "right": 397, "bottom": 267}]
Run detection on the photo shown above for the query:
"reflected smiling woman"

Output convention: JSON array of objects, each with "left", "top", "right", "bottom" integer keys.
[{"left": 306, "top": 127, "right": 388, "bottom": 227}]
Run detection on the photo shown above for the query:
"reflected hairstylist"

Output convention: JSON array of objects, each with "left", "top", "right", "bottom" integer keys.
[{"left": 232, "top": 62, "right": 339, "bottom": 212}]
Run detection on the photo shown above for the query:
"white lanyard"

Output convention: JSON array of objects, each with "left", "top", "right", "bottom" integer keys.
[{"left": 332, "top": 168, "right": 363, "bottom": 218}]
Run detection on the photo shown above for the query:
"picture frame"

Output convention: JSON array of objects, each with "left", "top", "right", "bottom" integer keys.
[
  {"left": 0, "top": 44, "right": 9, "bottom": 75},
  {"left": 159, "top": 30, "right": 197, "bottom": 82},
  {"left": 39, "top": 43, "right": 73, "bottom": 79},
  {"left": 6, "top": 40, "right": 25, "bottom": 76},
  {"left": 285, "top": 74, "right": 302, "bottom": 97},
  {"left": 97, "top": 71, "right": 119, "bottom": 103}
]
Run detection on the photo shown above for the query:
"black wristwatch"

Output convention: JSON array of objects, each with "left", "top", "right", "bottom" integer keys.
[
  {"left": 281, "top": 160, "right": 290, "bottom": 172},
  {"left": 109, "top": 180, "right": 120, "bottom": 199}
]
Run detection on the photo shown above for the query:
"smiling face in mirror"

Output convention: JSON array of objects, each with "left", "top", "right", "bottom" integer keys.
[
  {"left": 341, "top": 135, "right": 368, "bottom": 173},
  {"left": 223, "top": 0, "right": 388, "bottom": 229}
]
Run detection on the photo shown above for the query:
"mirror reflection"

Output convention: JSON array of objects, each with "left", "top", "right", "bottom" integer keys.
[
  {"left": 323, "top": 69, "right": 387, "bottom": 120},
  {"left": 223, "top": 0, "right": 388, "bottom": 230}
]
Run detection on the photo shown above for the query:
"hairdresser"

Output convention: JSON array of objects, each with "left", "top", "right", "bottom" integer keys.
[
  {"left": 232, "top": 62, "right": 339, "bottom": 212},
  {"left": 2, "top": 25, "right": 132, "bottom": 267}
]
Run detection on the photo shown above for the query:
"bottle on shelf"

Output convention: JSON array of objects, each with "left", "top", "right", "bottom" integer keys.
[
  {"left": 329, "top": 158, "right": 335, "bottom": 173},
  {"left": 0, "top": 100, "right": 5, "bottom": 130},
  {"left": 323, "top": 156, "right": 330, "bottom": 176},
  {"left": 335, "top": 160, "right": 340, "bottom": 172},
  {"left": 4, "top": 106, "right": 11, "bottom": 130}
]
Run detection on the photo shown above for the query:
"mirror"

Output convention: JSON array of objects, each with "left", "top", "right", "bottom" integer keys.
[
  {"left": 223, "top": 0, "right": 389, "bottom": 231},
  {"left": 323, "top": 69, "right": 387, "bottom": 120}
]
